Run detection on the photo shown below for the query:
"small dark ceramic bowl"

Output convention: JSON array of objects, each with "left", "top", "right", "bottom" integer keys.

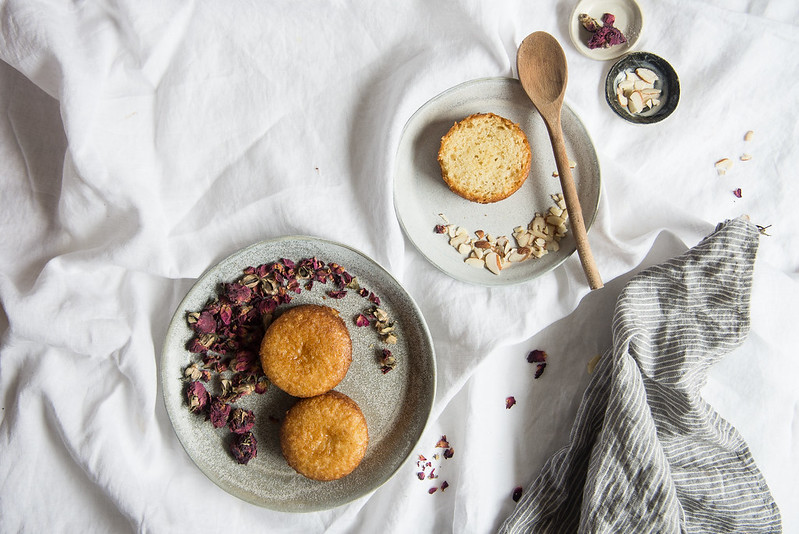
[{"left": 605, "top": 51, "right": 679, "bottom": 124}]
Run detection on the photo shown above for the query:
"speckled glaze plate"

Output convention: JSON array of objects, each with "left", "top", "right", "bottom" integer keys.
[
  {"left": 568, "top": 0, "right": 643, "bottom": 60},
  {"left": 393, "top": 77, "right": 601, "bottom": 286},
  {"left": 161, "top": 236, "right": 436, "bottom": 512}
]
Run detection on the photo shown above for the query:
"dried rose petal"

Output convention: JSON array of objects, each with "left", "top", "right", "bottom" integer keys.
[
  {"left": 733, "top": 188, "right": 743, "bottom": 198},
  {"left": 534, "top": 362, "right": 547, "bottom": 379},
  {"left": 506, "top": 396, "right": 517, "bottom": 409},
  {"left": 209, "top": 397, "right": 231, "bottom": 428},
  {"left": 193, "top": 311, "right": 217, "bottom": 334},
  {"left": 417, "top": 471, "right": 425, "bottom": 480},
  {"left": 428, "top": 468, "right": 437, "bottom": 479},
  {"left": 380, "top": 348, "right": 396, "bottom": 374},
  {"left": 226, "top": 283, "right": 252, "bottom": 304},
  {"left": 526, "top": 349, "right": 548, "bottom": 363},
  {"left": 355, "top": 314, "right": 370, "bottom": 327},
  {"left": 228, "top": 407, "right": 255, "bottom": 434},
  {"left": 328, "top": 290, "right": 347, "bottom": 299},
  {"left": 434, "top": 224, "right": 448, "bottom": 234},
  {"left": 186, "top": 381, "right": 209, "bottom": 413},
  {"left": 512, "top": 486, "right": 523, "bottom": 502},
  {"left": 428, "top": 487, "right": 437, "bottom": 495},
  {"left": 230, "top": 431, "right": 257, "bottom": 464},
  {"left": 436, "top": 436, "right": 450, "bottom": 449},
  {"left": 441, "top": 481, "right": 449, "bottom": 492},
  {"left": 601, "top": 12, "right": 615, "bottom": 25}
]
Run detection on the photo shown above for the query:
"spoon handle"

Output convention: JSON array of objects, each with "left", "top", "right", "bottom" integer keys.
[{"left": 548, "top": 119, "right": 603, "bottom": 290}]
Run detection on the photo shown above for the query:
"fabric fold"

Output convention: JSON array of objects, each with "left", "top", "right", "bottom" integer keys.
[{"left": 499, "top": 217, "right": 781, "bottom": 534}]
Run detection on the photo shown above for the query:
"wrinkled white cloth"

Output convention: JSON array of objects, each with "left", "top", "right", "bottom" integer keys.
[{"left": 1, "top": 1, "right": 797, "bottom": 533}]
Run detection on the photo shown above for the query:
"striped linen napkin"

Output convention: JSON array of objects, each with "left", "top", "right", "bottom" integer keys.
[{"left": 499, "top": 217, "right": 782, "bottom": 533}]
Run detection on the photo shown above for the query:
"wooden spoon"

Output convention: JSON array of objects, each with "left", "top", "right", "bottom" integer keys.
[{"left": 517, "top": 31, "right": 603, "bottom": 290}]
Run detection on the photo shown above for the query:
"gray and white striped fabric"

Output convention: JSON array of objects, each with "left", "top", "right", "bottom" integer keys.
[{"left": 499, "top": 217, "right": 782, "bottom": 533}]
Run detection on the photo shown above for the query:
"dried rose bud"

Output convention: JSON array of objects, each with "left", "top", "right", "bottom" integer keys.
[
  {"left": 534, "top": 362, "right": 547, "bottom": 379},
  {"left": 578, "top": 13, "right": 601, "bottom": 32},
  {"left": 228, "top": 407, "right": 255, "bottom": 434},
  {"left": 209, "top": 397, "right": 231, "bottom": 428},
  {"left": 506, "top": 396, "right": 517, "bottom": 409},
  {"left": 526, "top": 349, "right": 548, "bottom": 363},
  {"left": 434, "top": 224, "right": 448, "bottom": 234},
  {"left": 186, "top": 381, "right": 209, "bottom": 414},
  {"left": 512, "top": 486, "right": 523, "bottom": 502},
  {"left": 254, "top": 376, "right": 269, "bottom": 395},
  {"left": 230, "top": 431, "right": 258, "bottom": 465},
  {"left": 380, "top": 349, "right": 396, "bottom": 374}
]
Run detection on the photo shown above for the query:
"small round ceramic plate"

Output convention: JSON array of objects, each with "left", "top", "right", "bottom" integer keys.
[
  {"left": 569, "top": 0, "right": 643, "bottom": 60},
  {"left": 605, "top": 51, "right": 680, "bottom": 124},
  {"left": 393, "top": 77, "right": 601, "bottom": 286},
  {"left": 161, "top": 236, "right": 436, "bottom": 512}
]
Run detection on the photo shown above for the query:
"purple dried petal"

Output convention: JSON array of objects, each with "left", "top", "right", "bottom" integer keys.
[
  {"left": 512, "top": 486, "right": 523, "bottom": 502},
  {"left": 281, "top": 258, "right": 295, "bottom": 269},
  {"left": 226, "top": 283, "right": 252, "bottom": 304},
  {"left": 534, "top": 362, "right": 547, "bottom": 379},
  {"left": 434, "top": 224, "right": 447, "bottom": 234},
  {"left": 368, "top": 292, "right": 381, "bottom": 306},
  {"left": 601, "top": 12, "right": 615, "bottom": 25},
  {"left": 355, "top": 314, "right": 370, "bottom": 327},
  {"left": 417, "top": 471, "right": 425, "bottom": 480},
  {"left": 186, "top": 381, "right": 209, "bottom": 413},
  {"left": 526, "top": 349, "right": 548, "bottom": 363},
  {"left": 228, "top": 407, "right": 255, "bottom": 434},
  {"left": 357, "top": 288, "right": 370, "bottom": 298},
  {"left": 186, "top": 338, "right": 208, "bottom": 354},
  {"left": 209, "top": 397, "right": 231, "bottom": 428},
  {"left": 193, "top": 311, "right": 216, "bottom": 334},
  {"left": 232, "top": 351, "right": 257, "bottom": 372},
  {"left": 254, "top": 376, "right": 269, "bottom": 395},
  {"left": 441, "top": 481, "right": 449, "bottom": 492},
  {"left": 587, "top": 25, "right": 626, "bottom": 49},
  {"left": 219, "top": 304, "right": 233, "bottom": 325},
  {"left": 428, "top": 487, "right": 437, "bottom": 495},
  {"left": 443, "top": 448, "right": 454, "bottom": 460},
  {"left": 230, "top": 431, "right": 258, "bottom": 464},
  {"left": 733, "top": 188, "right": 742, "bottom": 198},
  {"left": 506, "top": 396, "right": 517, "bottom": 409},
  {"left": 328, "top": 290, "right": 347, "bottom": 299}
]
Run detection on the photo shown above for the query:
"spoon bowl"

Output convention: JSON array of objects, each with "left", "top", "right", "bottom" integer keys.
[{"left": 517, "top": 32, "right": 603, "bottom": 290}]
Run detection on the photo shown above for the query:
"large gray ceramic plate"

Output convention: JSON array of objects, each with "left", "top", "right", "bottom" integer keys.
[
  {"left": 393, "top": 77, "right": 601, "bottom": 286},
  {"left": 161, "top": 236, "right": 436, "bottom": 512}
]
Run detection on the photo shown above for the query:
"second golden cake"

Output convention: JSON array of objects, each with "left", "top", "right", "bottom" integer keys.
[
  {"left": 280, "top": 391, "right": 369, "bottom": 481},
  {"left": 437, "top": 112, "right": 532, "bottom": 204},
  {"left": 259, "top": 304, "right": 352, "bottom": 398}
]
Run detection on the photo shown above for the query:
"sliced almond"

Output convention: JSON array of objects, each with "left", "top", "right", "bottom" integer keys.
[
  {"left": 473, "top": 240, "right": 492, "bottom": 249},
  {"left": 715, "top": 158, "right": 733, "bottom": 175},
  {"left": 627, "top": 91, "right": 645, "bottom": 114},
  {"left": 484, "top": 252, "right": 502, "bottom": 275},
  {"left": 457, "top": 243, "right": 471, "bottom": 255},
  {"left": 744, "top": 130, "right": 754, "bottom": 141},
  {"left": 474, "top": 229, "right": 485, "bottom": 239},
  {"left": 617, "top": 91, "right": 628, "bottom": 107},
  {"left": 740, "top": 153, "right": 752, "bottom": 161},
  {"left": 635, "top": 67, "right": 658, "bottom": 84}
]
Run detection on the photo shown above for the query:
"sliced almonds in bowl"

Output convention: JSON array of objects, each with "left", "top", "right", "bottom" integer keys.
[{"left": 434, "top": 193, "right": 569, "bottom": 276}]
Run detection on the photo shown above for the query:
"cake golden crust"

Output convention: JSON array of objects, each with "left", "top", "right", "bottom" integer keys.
[
  {"left": 280, "top": 391, "right": 369, "bottom": 481},
  {"left": 259, "top": 304, "right": 352, "bottom": 398},
  {"left": 437, "top": 112, "right": 532, "bottom": 204}
]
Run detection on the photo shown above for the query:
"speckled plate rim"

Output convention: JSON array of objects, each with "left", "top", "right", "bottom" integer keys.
[
  {"left": 393, "top": 77, "right": 601, "bottom": 286},
  {"left": 161, "top": 235, "right": 436, "bottom": 512},
  {"left": 568, "top": 0, "right": 644, "bottom": 60}
]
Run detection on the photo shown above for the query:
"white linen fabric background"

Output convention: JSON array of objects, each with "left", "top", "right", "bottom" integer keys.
[{"left": 1, "top": 1, "right": 797, "bottom": 533}]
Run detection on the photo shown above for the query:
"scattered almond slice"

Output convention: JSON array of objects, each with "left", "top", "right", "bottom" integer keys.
[
  {"left": 627, "top": 91, "right": 644, "bottom": 114},
  {"left": 740, "top": 153, "right": 752, "bottom": 161},
  {"left": 744, "top": 130, "right": 754, "bottom": 141},
  {"left": 715, "top": 158, "right": 733, "bottom": 175}
]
